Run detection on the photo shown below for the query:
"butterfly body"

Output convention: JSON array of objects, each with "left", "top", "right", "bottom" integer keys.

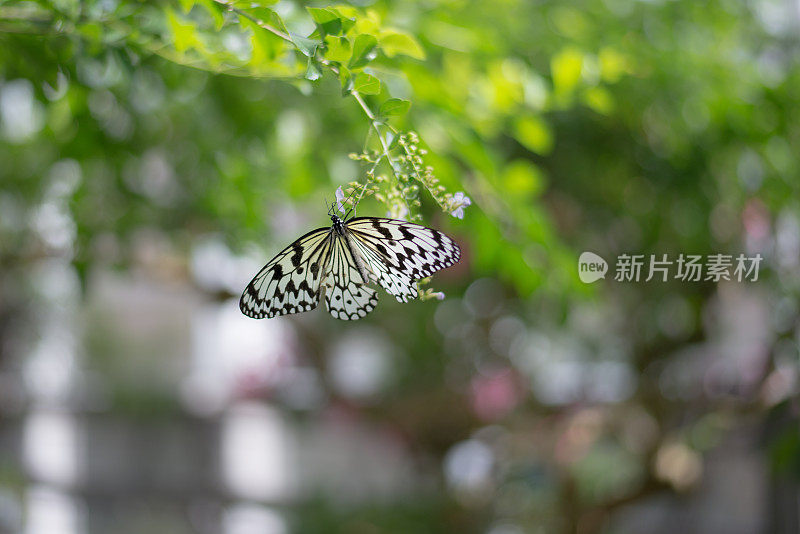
[
  {"left": 240, "top": 215, "right": 460, "bottom": 320},
  {"left": 331, "top": 214, "right": 346, "bottom": 236}
]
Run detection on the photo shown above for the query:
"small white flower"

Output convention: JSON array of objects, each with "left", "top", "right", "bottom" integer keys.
[
  {"left": 335, "top": 186, "right": 346, "bottom": 214},
  {"left": 433, "top": 291, "right": 446, "bottom": 300},
  {"left": 450, "top": 191, "right": 472, "bottom": 219}
]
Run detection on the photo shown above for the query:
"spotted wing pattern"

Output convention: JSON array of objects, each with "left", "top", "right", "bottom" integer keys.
[
  {"left": 345, "top": 217, "right": 461, "bottom": 302},
  {"left": 239, "top": 228, "right": 332, "bottom": 318},
  {"left": 347, "top": 235, "right": 417, "bottom": 301},
  {"left": 323, "top": 235, "right": 379, "bottom": 320}
]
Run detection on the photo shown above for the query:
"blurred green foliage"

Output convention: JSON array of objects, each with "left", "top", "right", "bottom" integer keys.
[{"left": 1, "top": 0, "right": 799, "bottom": 532}]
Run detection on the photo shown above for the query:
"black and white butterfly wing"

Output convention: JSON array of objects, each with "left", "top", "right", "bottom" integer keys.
[
  {"left": 346, "top": 232, "right": 418, "bottom": 301},
  {"left": 322, "top": 235, "right": 378, "bottom": 320},
  {"left": 345, "top": 217, "right": 461, "bottom": 302},
  {"left": 240, "top": 227, "right": 332, "bottom": 319}
]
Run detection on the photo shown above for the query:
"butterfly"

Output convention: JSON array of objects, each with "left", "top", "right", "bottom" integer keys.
[{"left": 240, "top": 204, "right": 461, "bottom": 320}]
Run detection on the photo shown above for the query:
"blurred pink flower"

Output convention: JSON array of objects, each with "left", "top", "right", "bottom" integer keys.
[
  {"left": 742, "top": 198, "right": 769, "bottom": 241},
  {"left": 470, "top": 368, "right": 521, "bottom": 420}
]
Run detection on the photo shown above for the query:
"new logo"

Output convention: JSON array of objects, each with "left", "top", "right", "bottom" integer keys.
[{"left": 578, "top": 252, "right": 608, "bottom": 283}]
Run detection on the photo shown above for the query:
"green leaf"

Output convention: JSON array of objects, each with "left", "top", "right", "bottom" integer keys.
[
  {"left": 386, "top": 131, "right": 398, "bottom": 149},
  {"left": 379, "top": 30, "right": 425, "bottom": 60},
  {"left": 379, "top": 98, "right": 411, "bottom": 117},
  {"left": 513, "top": 115, "right": 553, "bottom": 155},
  {"left": 349, "top": 34, "right": 378, "bottom": 69},
  {"left": 582, "top": 87, "right": 614, "bottom": 114},
  {"left": 167, "top": 9, "right": 204, "bottom": 54},
  {"left": 242, "top": 18, "right": 283, "bottom": 65},
  {"left": 333, "top": 5, "right": 360, "bottom": 19},
  {"left": 239, "top": 6, "right": 288, "bottom": 35},
  {"left": 551, "top": 47, "right": 584, "bottom": 97},
  {"left": 329, "top": 7, "right": 355, "bottom": 33},
  {"left": 178, "top": 0, "right": 195, "bottom": 14},
  {"left": 232, "top": 0, "right": 279, "bottom": 6},
  {"left": 78, "top": 22, "right": 103, "bottom": 42},
  {"left": 307, "top": 7, "right": 338, "bottom": 24},
  {"left": 198, "top": 0, "right": 225, "bottom": 30},
  {"left": 503, "top": 160, "right": 545, "bottom": 197},
  {"left": 290, "top": 33, "right": 320, "bottom": 57},
  {"left": 353, "top": 72, "right": 380, "bottom": 95},
  {"left": 323, "top": 35, "right": 351, "bottom": 63},
  {"left": 339, "top": 65, "right": 353, "bottom": 96},
  {"left": 598, "top": 47, "right": 629, "bottom": 83},
  {"left": 305, "top": 57, "right": 322, "bottom": 81},
  {"left": 268, "top": 9, "right": 289, "bottom": 35},
  {"left": 307, "top": 7, "right": 345, "bottom": 36},
  {"left": 241, "top": 7, "right": 274, "bottom": 22}
]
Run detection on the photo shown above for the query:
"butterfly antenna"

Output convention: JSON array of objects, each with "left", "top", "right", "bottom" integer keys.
[
  {"left": 343, "top": 184, "right": 362, "bottom": 220},
  {"left": 349, "top": 181, "right": 372, "bottom": 220}
]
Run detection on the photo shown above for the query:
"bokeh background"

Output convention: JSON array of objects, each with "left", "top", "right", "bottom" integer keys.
[{"left": 1, "top": 0, "right": 799, "bottom": 533}]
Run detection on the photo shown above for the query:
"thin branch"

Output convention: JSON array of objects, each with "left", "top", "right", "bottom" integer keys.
[
  {"left": 212, "top": 0, "right": 292, "bottom": 42},
  {"left": 352, "top": 91, "right": 376, "bottom": 121}
]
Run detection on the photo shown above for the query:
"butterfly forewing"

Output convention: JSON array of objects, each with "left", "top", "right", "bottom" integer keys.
[
  {"left": 345, "top": 217, "right": 461, "bottom": 301},
  {"left": 239, "top": 227, "right": 332, "bottom": 318}
]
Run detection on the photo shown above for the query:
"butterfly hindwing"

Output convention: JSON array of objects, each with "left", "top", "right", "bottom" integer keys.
[
  {"left": 324, "top": 281, "right": 379, "bottom": 320},
  {"left": 239, "top": 227, "right": 332, "bottom": 319},
  {"left": 347, "top": 235, "right": 418, "bottom": 302},
  {"left": 323, "top": 235, "right": 378, "bottom": 320}
]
